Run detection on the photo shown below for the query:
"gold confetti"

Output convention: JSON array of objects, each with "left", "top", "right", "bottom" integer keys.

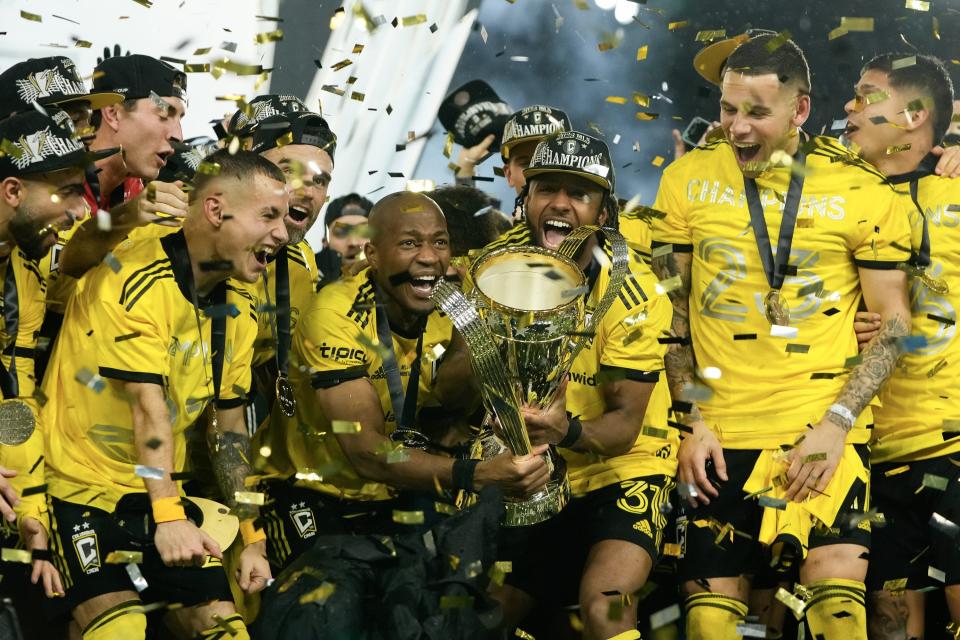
[
  {"left": 764, "top": 30, "right": 792, "bottom": 53},
  {"left": 434, "top": 502, "right": 457, "bottom": 515},
  {"left": 20, "top": 10, "right": 42, "bottom": 22},
  {"left": 184, "top": 64, "right": 210, "bottom": 73},
  {"left": 662, "top": 543, "right": 682, "bottom": 557},
  {"left": 884, "top": 465, "right": 910, "bottom": 477},
  {"left": 633, "top": 93, "right": 650, "bottom": 107},
  {"left": 886, "top": 143, "right": 911, "bottom": 155},
  {"left": 865, "top": 90, "right": 890, "bottom": 104},
  {"left": 392, "top": 510, "right": 425, "bottom": 524},
  {"left": 193, "top": 47, "right": 212, "bottom": 55},
  {"left": 828, "top": 26, "right": 849, "bottom": 40},
  {"left": 331, "top": 420, "right": 361, "bottom": 434},
  {"left": 933, "top": 16, "right": 941, "bottom": 39},
  {"left": 883, "top": 577, "right": 908, "bottom": 593},
  {"left": 651, "top": 155, "right": 665, "bottom": 167},
  {"left": 515, "top": 629, "right": 535, "bottom": 640},
  {"left": 636, "top": 112, "right": 659, "bottom": 121},
  {"left": 840, "top": 17, "right": 874, "bottom": 31},
  {"left": 636, "top": 45, "right": 648, "bottom": 61},
  {"left": 641, "top": 426, "right": 670, "bottom": 439},
  {"left": 106, "top": 550, "right": 144, "bottom": 564},
  {"left": 1, "top": 548, "right": 31, "bottom": 563},
  {"left": 299, "top": 582, "right": 336, "bottom": 604},
  {"left": 440, "top": 595, "right": 474, "bottom": 608},
  {"left": 606, "top": 96, "right": 628, "bottom": 105},
  {"left": 695, "top": 29, "right": 726, "bottom": 42},
  {"left": 905, "top": 0, "right": 930, "bottom": 10},
  {"left": 892, "top": 56, "right": 917, "bottom": 70},
  {"left": 75, "top": 40, "right": 93, "bottom": 48},
  {"left": 233, "top": 491, "right": 265, "bottom": 505},
  {"left": 402, "top": 14, "right": 427, "bottom": 27},
  {"left": 331, "top": 59, "right": 353, "bottom": 71},
  {"left": 254, "top": 29, "right": 284, "bottom": 44},
  {"left": 667, "top": 21, "right": 688, "bottom": 30},
  {"left": 922, "top": 473, "right": 948, "bottom": 490},
  {"left": 197, "top": 161, "right": 221, "bottom": 176},
  {"left": 774, "top": 587, "right": 806, "bottom": 619}
]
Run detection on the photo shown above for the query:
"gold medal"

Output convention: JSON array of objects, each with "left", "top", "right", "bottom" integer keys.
[
  {"left": 764, "top": 289, "right": 790, "bottom": 326},
  {"left": 275, "top": 373, "right": 297, "bottom": 417},
  {"left": 920, "top": 270, "right": 950, "bottom": 295},
  {"left": 0, "top": 399, "right": 34, "bottom": 446}
]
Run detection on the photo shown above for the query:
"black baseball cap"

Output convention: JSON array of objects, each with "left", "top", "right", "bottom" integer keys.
[
  {"left": 157, "top": 136, "right": 219, "bottom": 183},
  {"left": 524, "top": 131, "right": 615, "bottom": 192},
  {"left": 92, "top": 54, "right": 187, "bottom": 103},
  {"left": 228, "top": 94, "right": 310, "bottom": 138},
  {"left": 324, "top": 193, "right": 373, "bottom": 228},
  {"left": 0, "top": 109, "right": 119, "bottom": 178},
  {"left": 250, "top": 112, "right": 337, "bottom": 162},
  {"left": 438, "top": 80, "right": 513, "bottom": 150},
  {"left": 0, "top": 56, "right": 123, "bottom": 119},
  {"left": 501, "top": 105, "right": 572, "bottom": 160}
]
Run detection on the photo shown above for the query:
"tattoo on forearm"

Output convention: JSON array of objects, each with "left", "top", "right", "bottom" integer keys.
[
  {"left": 652, "top": 252, "right": 703, "bottom": 425},
  {"left": 834, "top": 315, "right": 908, "bottom": 430},
  {"left": 211, "top": 431, "right": 256, "bottom": 518},
  {"left": 867, "top": 592, "right": 910, "bottom": 640}
]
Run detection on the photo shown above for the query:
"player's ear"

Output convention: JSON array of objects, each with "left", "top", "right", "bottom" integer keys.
[
  {"left": 793, "top": 93, "right": 812, "bottom": 128},
  {"left": 0, "top": 177, "right": 23, "bottom": 208},
  {"left": 203, "top": 193, "right": 224, "bottom": 227},
  {"left": 364, "top": 240, "right": 378, "bottom": 270},
  {"left": 99, "top": 103, "right": 123, "bottom": 133}
]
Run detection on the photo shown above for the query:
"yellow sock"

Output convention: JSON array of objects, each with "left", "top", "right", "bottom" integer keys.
[
  {"left": 82, "top": 600, "right": 146, "bottom": 640},
  {"left": 197, "top": 613, "right": 250, "bottom": 640},
  {"left": 684, "top": 592, "right": 748, "bottom": 640},
  {"left": 804, "top": 578, "right": 867, "bottom": 640}
]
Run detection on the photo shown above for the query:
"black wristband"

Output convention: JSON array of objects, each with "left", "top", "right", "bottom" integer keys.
[
  {"left": 30, "top": 548, "right": 52, "bottom": 561},
  {"left": 558, "top": 416, "right": 583, "bottom": 449},
  {"left": 452, "top": 458, "right": 480, "bottom": 492}
]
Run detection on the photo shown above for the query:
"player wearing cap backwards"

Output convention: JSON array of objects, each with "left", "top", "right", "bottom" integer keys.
[
  {"left": 41, "top": 150, "right": 287, "bottom": 640},
  {"left": 0, "top": 111, "right": 116, "bottom": 620},
  {"left": 650, "top": 32, "right": 913, "bottom": 639},
  {"left": 245, "top": 111, "right": 335, "bottom": 415},
  {"left": 479, "top": 131, "right": 676, "bottom": 640},
  {"left": 315, "top": 192, "right": 374, "bottom": 286},
  {"left": 253, "top": 191, "right": 550, "bottom": 572},
  {"left": 0, "top": 56, "right": 123, "bottom": 132},
  {"left": 838, "top": 54, "right": 960, "bottom": 638}
]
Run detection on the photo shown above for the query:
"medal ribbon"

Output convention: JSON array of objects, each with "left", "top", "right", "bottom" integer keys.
[
  {"left": 743, "top": 150, "right": 807, "bottom": 291},
  {"left": 373, "top": 283, "right": 425, "bottom": 431}
]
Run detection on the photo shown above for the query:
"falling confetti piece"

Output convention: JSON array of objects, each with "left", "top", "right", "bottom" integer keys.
[
  {"left": 695, "top": 29, "right": 726, "bottom": 42},
  {"left": 402, "top": 14, "right": 427, "bottom": 27},
  {"left": 106, "top": 550, "right": 144, "bottom": 564},
  {"left": 20, "top": 10, "right": 42, "bottom": 22},
  {"left": 840, "top": 17, "right": 874, "bottom": 31},
  {"left": 905, "top": 0, "right": 930, "bottom": 9},
  {"left": 651, "top": 155, "right": 665, "bottom": 167},
  {"left": 667, "top": 21, "right": 688, "bottom": 30},
  {"left": 331, "top": 420, "right": 361, "bottom": 433},
  {"left": 636, "top": 45, "right": 648, "bottom": 61},
  {"left": 234, "top": 491, "right": 265, "bottom": 505}
]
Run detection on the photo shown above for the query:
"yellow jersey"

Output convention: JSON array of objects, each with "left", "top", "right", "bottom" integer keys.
[
  {"left": 651, "top": 136, "right": 912, "bottom": 449},
  {"left": 42, "top": 230, "right": 256, "bottom": 511},
  {"left": 872, "top": 156, "right": 960, "bottom": 462},
  {"left": 250, "top": 240, "right": 319, "bottom": 367},
  {"left": 480, "top": 225, "right": 677, "bottom": 495},
  {"left": 255, "top": 268, "right": 453, "bottom": 501}
]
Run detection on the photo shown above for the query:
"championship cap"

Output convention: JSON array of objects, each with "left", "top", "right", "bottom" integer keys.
[
  {"left": 693, "top": 29, "right": 780, "bottom": 86},
  {"left": 228, "top": 94, "right": 310, "bottom": 138},
  {"left": 0, "top": 56, "right": 123, "bottom": 119},
  {"left": 250, "top": 112, "right": 337, "bottom": 162},
  {"left": 0, "top": 109, "right": 119, "bottom": 179},
  {"left": 438, "top": 79, "right": 512, "bottom": 150},
  {"left": 92, "top": 54, "right": 187, "bottom": 102},
  {"left": 157, "top": 136, "right": 219, "bottom": 183},
  {"left": 500, "top": 105, "right": 572, "bottom": 160},
  {"left": 523, "top": 131, "right": 614, "bottom": 192}
]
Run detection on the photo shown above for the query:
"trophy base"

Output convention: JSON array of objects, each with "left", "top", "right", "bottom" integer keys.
[{"left": 502, "top": 465, "right": 570, "bottom": 527}]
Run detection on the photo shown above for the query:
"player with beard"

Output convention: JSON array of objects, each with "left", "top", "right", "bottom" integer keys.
[
  {"left": 0, "top": 112, "right": 118, "bottom": 635},
  {"left": 253, "top": 191, "right": 550, "bottom": 572},
  {"left": 841, "top": 53, "right": 960, "bottom": 638},
  {"left": 651, "top": 33, "right": 913, "bottom": 639},
  {"left": 316, "top": 193, "right": 373, "bottom": 286},
  {"left": 246, "top": 111, "right": 335, "bottom": 415},
  {"left": 478, "top": 132, "right": 676, "bottom": 640},
  {"left": 42, "top": 150, "right": 287, "bottom": 640}
]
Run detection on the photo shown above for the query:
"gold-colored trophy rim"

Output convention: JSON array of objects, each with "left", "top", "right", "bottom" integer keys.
[{"left": 471, "top": 246, "right": 586, "bottom": 318}]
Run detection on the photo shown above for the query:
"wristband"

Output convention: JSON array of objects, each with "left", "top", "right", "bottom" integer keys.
[
  {"left": 239, "top": 519, "right": 266, "bottom": 546},
  {"left": 558, "top": 416, "right": 583, "bottom": 449},
  {"left": 151, "top": 496, "right": 187, "bottom": 523},
  {"left": 452, "top": 459, "right": 480, "bottom": 493},
  {"left": 826, "top": 403, "right": 856, "bottom": 430}
]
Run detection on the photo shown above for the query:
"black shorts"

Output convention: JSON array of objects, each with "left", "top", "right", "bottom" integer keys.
[
  {"left": 260, "top": 480, "right": 452, "bottom": 571},
  {"left": 867, "top": 456, "right": 960, "bottom": 590},
  {"left": 499, "top": 475, "right": 675, "bottom": 606},
  {"left": 47, "top": 497, "right": 233, "bottom": 613},
  {"left": 677, "top": 446, "right": 871, "bottom": 584}
]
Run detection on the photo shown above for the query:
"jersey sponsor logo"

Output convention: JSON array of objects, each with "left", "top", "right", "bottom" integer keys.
[
  {"left": 317, "top": 342, "right": 367, "bottom": 364},
  {"left": 568, "top": 370, "right": 598, "bottom": 386},
  {"left": 684, "top": 179, "right": 847, "bottom": 220},
  {"left": 72, "top": 530, "right": 100, "bottom": 574},
  {"left": 924, "top": 204, "right": 960, "bottom": 228},
  {"left": 288, "top": 503, "right": 317, "bottom": 539}
]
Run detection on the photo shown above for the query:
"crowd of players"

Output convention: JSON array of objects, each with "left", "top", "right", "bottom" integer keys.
[{"left": 0, "top": 27, "right": 958, "bottom": 640}]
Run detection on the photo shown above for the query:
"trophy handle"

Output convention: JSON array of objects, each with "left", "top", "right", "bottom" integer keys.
[{"left": 431, "top": 281, "right": 532, "bottom": 456}]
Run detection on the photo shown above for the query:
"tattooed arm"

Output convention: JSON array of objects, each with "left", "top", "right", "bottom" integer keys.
[
  {"left": 652, "top": 249, "right": 727, "bottom": 506},
  {"left": 209, "top": 405, "right": 271, "bottom": 593},
  {"left": 868, "top": 590, "right": 917, "bottom": 639},
  {"left": 784, "top": 268, "right": 910, "bottom": 501}
]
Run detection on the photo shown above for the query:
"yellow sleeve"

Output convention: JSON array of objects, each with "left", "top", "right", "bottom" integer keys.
[
  {"left": 0, "top": 429, "right": 46, "bottom": 527},
  {"left": 219, "top": 304, "right": 256, "bottom": 409},
  {"left": 598, "top": 280, "right": 670, "bottom": 382},
  {"left": 651, "top": 164, "right": 693, "bottom": 248},
  {"left": 295, "top": 304, "right": 371, "bottom": 390},
  {"left": 90, "top": 280, "right": 168, "bottom": 385},
  {"left": 852, "top": 188, "right": 912, "bottom": 268}
]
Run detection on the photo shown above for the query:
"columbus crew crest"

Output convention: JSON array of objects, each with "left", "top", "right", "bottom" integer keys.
[
  {"left": 289, "top": 503, "right": 317, "bottom": 539},
  {"left": 72, "top": 530, "right": 101, "bottom": 574}
]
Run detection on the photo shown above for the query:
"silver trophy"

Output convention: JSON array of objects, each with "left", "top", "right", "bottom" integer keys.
[{"left": 432, "top": 226, "right": 627, "bottom": 526}]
